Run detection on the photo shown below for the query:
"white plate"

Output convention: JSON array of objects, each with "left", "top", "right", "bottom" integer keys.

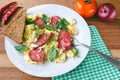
[{"left": 5, "top": 4, "right": 91, "bottom": 77}]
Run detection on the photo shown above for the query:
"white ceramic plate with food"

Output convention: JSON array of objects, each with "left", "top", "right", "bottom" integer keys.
[{"left": 5, "top": 4, "right": 91, "bottom": 77}]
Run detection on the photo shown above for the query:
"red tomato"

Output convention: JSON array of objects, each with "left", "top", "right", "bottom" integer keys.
[
  {"left": 35, "top": 33, "right": 53, "bottom": 46},
  {"left": 50, "top": 16, "right": 61, "bottom": 26},
  {"left": 29, "top": 48, "right": 44, "bottom": 62},
  {"left": 35, "top": 17, "right": 44, "bottom": 26},
  {"left": 58, "top": 30, "right": 72, "bottom": 51},
  {"left": 74, "top": 0, "right": 97, "bottom": 18}
]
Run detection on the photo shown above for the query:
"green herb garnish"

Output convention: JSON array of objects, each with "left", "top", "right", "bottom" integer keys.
[
  {"left": 15, "top": 45, "right": 26, "bottom": 53},
  {"left": 25, "top": 18, "right": 35, "bottom": 25},
  {"left": 47, "top": 46, "right": 58, "bottom": 62},
  {"left": 42, "top": 14, "right": 50, "bottom": 23},
  {"left": 46, "top": 25, "right": 56, "bottom": 31},
  {"left": 56, "top": 18, "right": 70, "bottom": 30},
  {"left": 72, "top": 47, "right": 78, "bottom": 57}
]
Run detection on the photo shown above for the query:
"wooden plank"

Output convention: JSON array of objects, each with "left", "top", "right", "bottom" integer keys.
[
  {"left": 0, "top": 67, "right": 51, "bottom": 80},
  {"left": 0, "top": 36, "right": 5, "bottom": 54},
  {"left": 110, "top": 49, "right": 120, "bottom": 59},
  {"left": 0, "top": 0, "right": 75, "bottom": 10},
  {"left": 0, "top": 54, "right": 14, "bottom": 67}
]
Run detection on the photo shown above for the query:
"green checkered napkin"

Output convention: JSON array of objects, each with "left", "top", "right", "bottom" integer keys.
[{"left": 52, "top": 26, "right": 120, "bottom": 80}]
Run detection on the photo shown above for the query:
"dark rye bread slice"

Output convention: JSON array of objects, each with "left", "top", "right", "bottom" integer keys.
[{"left": 2, "top": 8, "right": 26, "bottom": 44}]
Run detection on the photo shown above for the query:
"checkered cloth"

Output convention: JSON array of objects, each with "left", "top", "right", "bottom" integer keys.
[{"left": 52, "top": 26, "right": 120, "bottom": 80}]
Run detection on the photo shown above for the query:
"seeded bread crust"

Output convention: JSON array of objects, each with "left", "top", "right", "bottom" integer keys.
[{"left": 2, "top": 8, "right": 26, "bottom": 44}]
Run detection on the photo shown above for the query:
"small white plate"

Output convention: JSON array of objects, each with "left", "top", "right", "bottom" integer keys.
[{"left": 5, "top": 4, "right": 91, "bottom": 77}]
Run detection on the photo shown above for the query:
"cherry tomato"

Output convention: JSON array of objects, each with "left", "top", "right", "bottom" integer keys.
[
  {"left": 35, "top": 17, "right": 44, "bottom": 26},
  {"left": 50, "top": 16, "right": 61, "bottom": 26},
  {"left": 29, "top": 48, "right": 44, "bottom": 62},
  {"left": 58, "top": 30, "right": 72, "bottom": 51},
  {"left": 74, "top": 0, "right": 97, "bottom": 18},
  {"left": 35, "top": 33, "right": 53, "bottom": 46}
]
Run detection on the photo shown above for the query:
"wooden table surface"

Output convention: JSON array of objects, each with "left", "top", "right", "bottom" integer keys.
[{"left": 0, "top": 0, "right": 120, "bottom": 80}]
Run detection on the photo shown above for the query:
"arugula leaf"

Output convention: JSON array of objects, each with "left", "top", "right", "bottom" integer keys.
[
  {"left": 25, "top": 18, "right": 35, "bottom": 25},
  {"left": 47, "top": 46, "right": 58, "bottom": 62},
  {"left": 56, "top": 18, "right": 70, "bottom": 30},
  {"left": 46, "top": 25, "right": 56, "bottom": 31},
  {"left": 42, "top": 14, "right": 50, "bottom": 23},
  {"left": 15, "top": 45, "right": 26, "bottom": 53}
]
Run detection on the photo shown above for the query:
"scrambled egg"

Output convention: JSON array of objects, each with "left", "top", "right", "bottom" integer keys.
[
  {"left": 67, "top": 25, "right": 78, "bottom": 35},
  {"left": 22, "top": 14, "right": 78, "bottom": 64},
  {"left": 67, "top": 18, "right": 78, "bottom": 35},
  {"left": 24, "top": 24, "right": 35, "bottom": 41},
  {"left": 54, "top": 53, "right": 66, "bottom": 63},
  {"left": 27, "top": 14, "right": 37, "bottom": 20}
]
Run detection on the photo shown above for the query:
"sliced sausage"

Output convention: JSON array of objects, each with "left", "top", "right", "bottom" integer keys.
[
  {"left": 50, "top": 16, "right": 61, "bottom": 26},
  {"left": 29, "top": 48, "right": 44, "bottom": 62},
  {"left": 58, "top": 30, "right": 72, "bottom": 51},
  {"left": 35, "top": 33, "right": 53, "bottom": 46}
]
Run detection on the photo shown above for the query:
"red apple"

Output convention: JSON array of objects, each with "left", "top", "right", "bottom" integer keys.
[{"left": 97, "top": 3, "right": 117, "bottom": 22}]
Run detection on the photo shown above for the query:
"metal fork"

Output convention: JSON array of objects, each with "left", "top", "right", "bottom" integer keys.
[{"left": 73, "top": 37, "right": 120, "bottom": 69}]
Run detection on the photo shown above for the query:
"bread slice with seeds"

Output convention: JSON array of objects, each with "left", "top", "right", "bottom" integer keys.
[{"left": 2, "top": 8, "right": 26, "bottom": 44}]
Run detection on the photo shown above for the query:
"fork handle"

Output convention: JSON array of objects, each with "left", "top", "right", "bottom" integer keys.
[{"left": 81, "top": 43, "right": 120, "bottom": 69}]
